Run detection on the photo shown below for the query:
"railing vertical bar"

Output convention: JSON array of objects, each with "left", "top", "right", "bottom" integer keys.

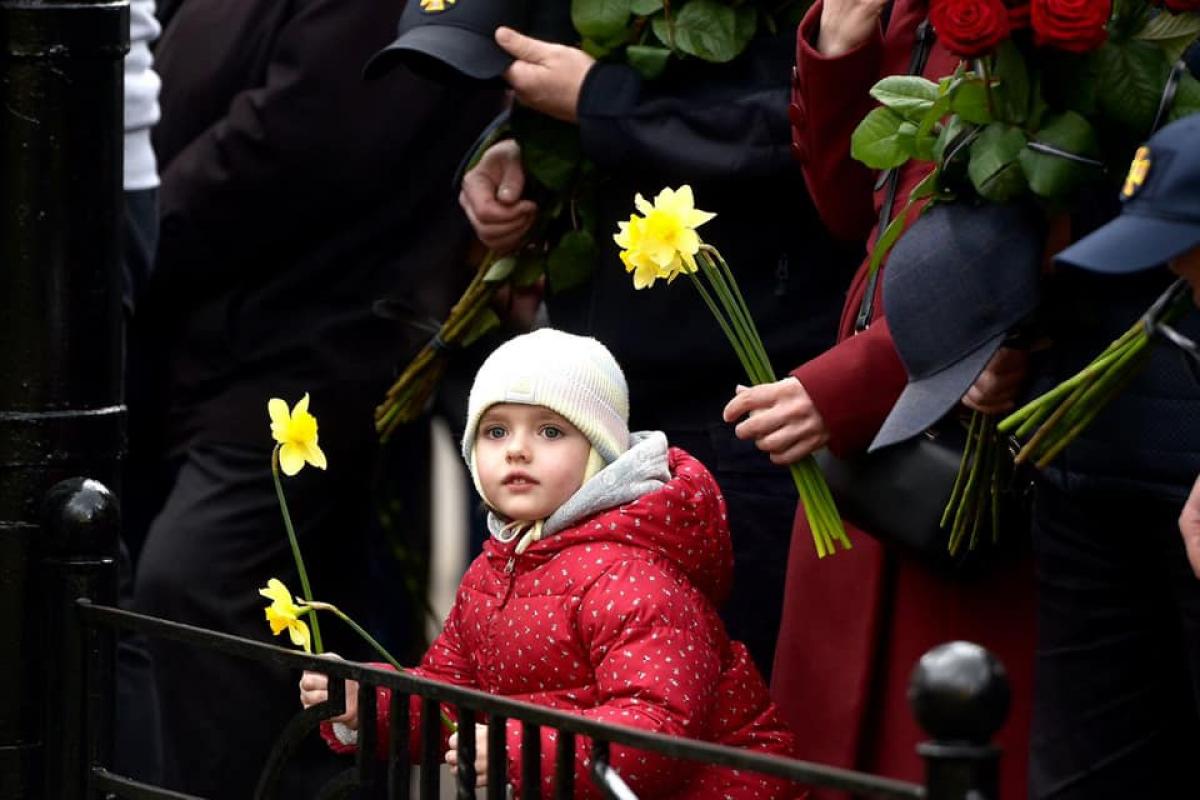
[
  {"left": 388, "top": 691, "right": 410, "bottom": 800},
  {"left": 456, "top": 706, "right": 476, "bottom": 799},
  {"left": 486, "top": 715, "right": 507, "bottom": 800},
  {"left": 521, "top": 722, "right": 542, "bottom": 800},
  {"left": 357, "top": 680, "right": 380, "bottom": 793},
  {"left": 553, "top": 730, "right": 574, "bottom": 800},
  {"left": 419, "top": 698, "right": 441, "bottom": 799}
]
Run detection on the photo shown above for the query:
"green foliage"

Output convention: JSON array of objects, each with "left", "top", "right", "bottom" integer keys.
[
  {"left": 652, "top": 0, "right": 742, "bottom": 63},
  {"left": 948, "top": 76, "right": 993, "bottom": 125},
  {"left": 571, "top": 0, "right": 632, "bottom": 41},
  {"left": 1135, "top": 10, "right": 1200, "bottom": 63},
  {"left": 1170, "top": 72, "right": 1200, "bottom": 122},
  {"left": 1096, "top": 39, "right": 1173, "bottom": 135},
  {"left": 851, "top": 107, "right": 913, "bottom": 169},
  {"left": 968, "top": 123, "right": 1028, "bottom": 202},
  {"left": 548, "top": 230, "right": 599, "bottom": 293},
  {"left": 992, "top": 41, "right": 1031, "bottom": 125},
  {"left": 512, "top": 112, "right": 582, "bottom": 192},
  {"left": 626, "top": 44, "right": 672, "bottom": 79},
  {"left": 1019, "top": 112, "right": 1102, "bottom": 199},
  {"left": 870, "top": 76, "right": 939, "bottom": 119},
  {"left": 630, "top": 0, "right": 661, "bottom": 13}
]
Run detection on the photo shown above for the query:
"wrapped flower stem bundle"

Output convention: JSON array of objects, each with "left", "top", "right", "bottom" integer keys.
[
  {"left": 615, "top": 186, "right": 850, "bottom": 558},
  {"left": 1000, "top": 279, "right": 1193, "bottom": 467}
]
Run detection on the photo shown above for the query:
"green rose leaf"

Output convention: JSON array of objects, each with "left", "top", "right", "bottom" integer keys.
[
  {"left": 548, "top": 230, "right": 598, "bottom": 294},
  {"left": 512, "top": 112, "right": 581, "bottom": 192},
  {"left": 1170, "top": 71, "right": 1200, "bottom": 123},
  {"left": 630, "top": 0, "right": 661, "bottom": 14},
  {"left": 626, "top": 44, "right": 672, "bottom": 79},
  {"left": 1135, "top": 10, "right": 1200, "bottom": 64},
  {"left": 1019, "top": 111, "right": 1101, "bottom": 199},
  {"left": 511, "top": 253, "right": 547, "bottom": 288},
  {"left": 482, "top": 255, "right": 517, "bottom": 284},
  {"left": 870, "top": 75, "right": 940, "bottom": 119},
  {"left": 992, "top": 40, "right": 1030, "bottom": 125},
  {"left": 851, "top": 107, "right": 914, "bottom": 170},
  {"left": 652, "top": 0, "right": 740, "bottom": 62},
  {"left": 571, "top": 0, "right": 632, "bottom": 41},
  {"left": 1096, "top": 40, "right": 1173, "bottom": 135},
  {"left": 949, "top": 76, "right": 992, "bottom": 125},
  {"left": 967, "top": 122, "right": 1029, "bottom": 202}
]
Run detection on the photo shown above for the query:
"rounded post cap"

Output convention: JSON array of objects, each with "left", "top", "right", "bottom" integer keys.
[
  {"left": 40, "top": 477, "right": 119, "bottom": 557},
  {"left": 908, "top": 640, "right": 1010, "bottom": 744}
]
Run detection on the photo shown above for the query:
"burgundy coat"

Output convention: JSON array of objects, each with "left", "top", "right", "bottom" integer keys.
[
  {"left": 325, "top": 448, "right": 801, "bottom": 799},
  {"left": 771, "top": 3, "right": 1036, "bottom": 797}
]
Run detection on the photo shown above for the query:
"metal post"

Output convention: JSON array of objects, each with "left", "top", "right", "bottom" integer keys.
[
  {"left": 909, "top": 641, "right": 1011, "bottom": 800},
  {"left": 0, "top": 1, "right": 129, "bottom": 798}
]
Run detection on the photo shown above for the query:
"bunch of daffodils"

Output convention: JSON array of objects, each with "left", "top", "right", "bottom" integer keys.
[{"left": 614, "top": 186, "right": 850, "bottom": 558}]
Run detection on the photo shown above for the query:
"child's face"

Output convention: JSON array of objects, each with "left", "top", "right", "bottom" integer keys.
[{"left": 474, "top": 404, "right": 592, "bottom": 521}]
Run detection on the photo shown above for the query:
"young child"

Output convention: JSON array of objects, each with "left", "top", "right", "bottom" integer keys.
[{"left": 300, "top": 329, "right": 800, "bottom": 798}]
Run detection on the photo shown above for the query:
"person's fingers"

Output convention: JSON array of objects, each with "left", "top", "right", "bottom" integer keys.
[
  {"left": 722, "top": 384, "right": 773, "bottom": 423},
  {"left": 496, "top": 153, "right": 527, "bottom": 204},
  {"left": 771, "top": 435, "right": 823, "bottom": 466},
  {"left": 495, "top": 26, "right": 552, "bottom": 64},
  {"left": 503, "top": 61, "right": 546, "bottom": 101},
  {"left": 755, "top": 425, "right": 804, "bottom": 456},
  {"left": 474, "top": 210, "right": 537, "bottom": 239}
]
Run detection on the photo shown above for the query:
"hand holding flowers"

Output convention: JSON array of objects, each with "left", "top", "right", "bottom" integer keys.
[{"left": 615, "top": 186, "right": 851, "bottom": 558}]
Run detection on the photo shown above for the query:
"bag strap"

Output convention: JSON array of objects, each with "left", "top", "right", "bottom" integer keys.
[{"left": 854, "top": 15, "right": 934, "bottom": 333}]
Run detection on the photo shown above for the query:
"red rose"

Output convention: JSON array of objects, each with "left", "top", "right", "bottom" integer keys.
[
  {"left": 931, "top": 0, "right": 1012, "bottom": 58},
  {"left": 1031, "top": 0, "right": 1111, "bottom": 53},
  {"left": 1006, "top": 1, "right": 1032, "bottom": 28},
  {"left": 1158, "top": 0, "right": 1200, "bottom": 11}
]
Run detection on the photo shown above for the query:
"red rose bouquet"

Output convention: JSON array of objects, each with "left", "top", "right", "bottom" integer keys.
[{"left": 851, "top": 0, "right": 1200, "bottom": 554}]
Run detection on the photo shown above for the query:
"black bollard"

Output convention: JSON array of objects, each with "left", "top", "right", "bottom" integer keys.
[
  {"left": 0, "top": 2, "right": 128, "bottom": 799},
  {"left": 909, "top": 641, "right": 1011, "bottom": 800}
]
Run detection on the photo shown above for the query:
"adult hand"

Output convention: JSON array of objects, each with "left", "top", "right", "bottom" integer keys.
[
  {"left": 496, "top": 27, "right": 595, "bottom": 123},
  {"left": 459, "top": 140, "right": 538, "bottom": 254},
  {"left": 723, "top": 377, "right": 831, "bottom": 465},
  {"left": 445, "top": 725, "right": 490, "bottom": 787},
  {"left": 1179, "top": 475, "right": 1200, "bottom": 580},
  {"left": 962, "top": 347, "right": 1028, "bottom": 415},
  {"left": 817, "top": 0, "right": 891, "bottom": 57},
  {"left": 298, "top": 653, "right": 359, "bottom": 728}
]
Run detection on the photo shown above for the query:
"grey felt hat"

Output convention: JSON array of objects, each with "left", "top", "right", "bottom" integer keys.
[{"left": 869, "top": 202, "right": 1043, "bottom": 451}]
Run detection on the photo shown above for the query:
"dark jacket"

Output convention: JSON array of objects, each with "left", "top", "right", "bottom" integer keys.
[
  {"left": 147, "top": 0, "right": 502, "bottom": 448},
  {"left": 549, "top": 29, "right": 855, "bottom": 430}
]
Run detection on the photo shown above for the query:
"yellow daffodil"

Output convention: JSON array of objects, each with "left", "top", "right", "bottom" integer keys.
[
  {"left": 268, "top": 393, "right": 327, "bottom": 476},
  {"left": 259, "top": 578, "right": 312, "bottom": 653},
  {"left": 613, "top": 185, "right": 716, "bottom": 289}
]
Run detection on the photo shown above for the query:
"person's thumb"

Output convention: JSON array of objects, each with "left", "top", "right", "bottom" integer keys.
[
  {"left": 495, "top": 26, "right": 548, "bottom": 64},
  {"left": 496, "top": 152, "right": 526, "bottom": 204}
]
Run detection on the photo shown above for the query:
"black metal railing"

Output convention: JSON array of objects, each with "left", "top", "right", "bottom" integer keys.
[{"left": 51, "top": 517, "right": 1008, "bottom": 800}]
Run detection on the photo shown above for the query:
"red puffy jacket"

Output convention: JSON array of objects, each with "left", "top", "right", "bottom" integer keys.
[{"left": 324, "top": 447, "right": 800, "bottom": 798}]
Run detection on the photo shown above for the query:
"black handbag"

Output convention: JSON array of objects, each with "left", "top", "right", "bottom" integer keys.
[{"left": 812, "top": 17, "right": 1028, "bottom": 574}]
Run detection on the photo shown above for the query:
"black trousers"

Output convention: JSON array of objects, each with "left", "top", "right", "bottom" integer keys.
[
  {"left": 133, "top": 436, "right": 377, "bottom": 798},
  {"left": 1030, "top": 481, "right": 1200, "bottom": 798}
]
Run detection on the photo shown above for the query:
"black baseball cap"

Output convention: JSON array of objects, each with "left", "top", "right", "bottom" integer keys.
[
  {"left": 365, "top": 0, "right": 575, "bottom": 82},
  {"left": 1055, "top": 113, "right": 1200, "bottom": 273},
  {"left": 365, "top": 0, "right": 524, "bottom": 81},
  {"left": 869, "top": 202, "right": 1043, "bottom": 451}
]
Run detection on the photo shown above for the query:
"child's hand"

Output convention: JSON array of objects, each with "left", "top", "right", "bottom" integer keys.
[
  {"left": 445, "top": 725, "right": 490, "bottom": 787},
  {"left": 298, "top": 653, "right": 359, "bottom": 729}
]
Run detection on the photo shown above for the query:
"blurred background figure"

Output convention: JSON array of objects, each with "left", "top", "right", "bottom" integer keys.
[{"left": 125, "top": 0, "right": 501, "bottom": 795}]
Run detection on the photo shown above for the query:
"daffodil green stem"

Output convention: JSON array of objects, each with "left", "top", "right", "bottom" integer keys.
[
  {"left": 703, "top": 246, "right": 776, "bottom": 381},
  {"left": 688, "top": 272, "right": 760, "bottom": 382},
  {"left": 272, "top": 448, "right": 324, "bottom": 654},
  {"left": 306, "top": 601, "right": 457, "bottom": 732}
]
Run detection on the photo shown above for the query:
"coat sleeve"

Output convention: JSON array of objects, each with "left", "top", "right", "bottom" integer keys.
[
  {"left": 503, "top": 558, "right": 723, "bottom": 799},
  {"left": 790, "top": 0, "right": 885, "bottom": 243},
  {"left": 791, "top": 319, "right": 908, "bottom": 457},
  {"left": 154, "top": 0, "right": 457, "bottom": 296},
  {"left": 318, "top": 598, "right": 477, "bottom": 761},
  {"left": 576, "top": 49, "right": 795, "bottom": 182}
]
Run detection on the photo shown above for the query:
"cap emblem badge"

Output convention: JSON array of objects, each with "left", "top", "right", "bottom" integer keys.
[
  {"left": 1122, "top": 146, "right": 1151, "bottom": 199},
  {"left": 419, "top": 0, "right": 455, "bottom": 12}
]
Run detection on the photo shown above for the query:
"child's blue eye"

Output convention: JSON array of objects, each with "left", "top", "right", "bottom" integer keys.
[
  {"left": 541, "top": 426, "right": 563, "bottom": 440},
  {"left": 482, "top": 426, "right": 506, "bottom": 440}
]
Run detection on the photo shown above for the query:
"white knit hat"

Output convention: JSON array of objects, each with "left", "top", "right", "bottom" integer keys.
[{"left": 461, "top": 329, "right": 630, "bottom": 478}]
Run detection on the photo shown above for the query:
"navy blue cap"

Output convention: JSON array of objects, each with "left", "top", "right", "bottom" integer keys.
[
  {"left": 870, "top": 202, "right": 1042, "bottom": 451},
  {"left": 1055, "top": 113, "right": 1200, "bottom": 274}
]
